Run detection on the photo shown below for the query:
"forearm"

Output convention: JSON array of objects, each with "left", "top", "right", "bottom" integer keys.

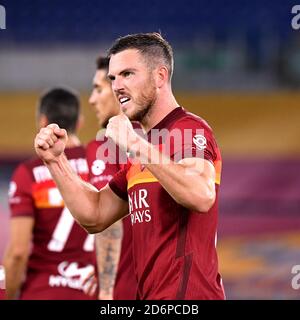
[
  {"left": 3, "top": 251, "right": 28, "bottom": 299},
  {"left": 45, "top": 154, "right": 101, "bottom": 229},
  {"left": 95, "top": 220, "right": 123, "bottom": 299},
  {"left": 133, "top": 139, "right": 215, "bottom": 212}
]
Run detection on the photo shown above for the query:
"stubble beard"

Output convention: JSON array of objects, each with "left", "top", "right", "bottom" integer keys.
[{"left": 127, "top": 83, "right": 157, "bottom": 124}]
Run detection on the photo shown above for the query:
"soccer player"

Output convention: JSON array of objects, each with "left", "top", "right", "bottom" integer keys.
[
  {"left": 4, "top": 88, "right": 97, "bottom": 300},
  {"left": 86, "top": 56, "right": 137, "bottom": 300},
  {"left": 34, "top": 33, "right": 225, "bottom": 299}
]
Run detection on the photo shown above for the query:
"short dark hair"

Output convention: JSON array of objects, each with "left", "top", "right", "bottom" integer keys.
[
  {"left": 38, "top": 87, "right": 80, "bottom": 133},
  {"left": 108, "top": 32, "right": 174, "bottom": 80},
  {"left": 96, "top": 56, "right": 109, "bottom": 71}
]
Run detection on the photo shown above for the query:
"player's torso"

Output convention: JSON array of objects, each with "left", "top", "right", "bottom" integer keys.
[
  {"left": 126, "top": 108, "right": 224, "bottom": 299},
  {"left": 126, "top": 162, "right": 184, "bottom": 298}
]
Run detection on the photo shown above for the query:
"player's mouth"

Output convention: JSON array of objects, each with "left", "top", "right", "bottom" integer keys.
[{"left": 119, "top": 95, "right": 131, "bottom": 107}]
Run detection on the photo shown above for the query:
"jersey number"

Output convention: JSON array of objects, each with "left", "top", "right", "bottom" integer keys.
[{"left": 47, "top": 188, "right": 94, "bottom": 252}]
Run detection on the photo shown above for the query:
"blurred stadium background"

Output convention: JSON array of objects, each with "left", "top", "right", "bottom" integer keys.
[{"left": 0, "top": 0, "right": 300, "bottom": 299}]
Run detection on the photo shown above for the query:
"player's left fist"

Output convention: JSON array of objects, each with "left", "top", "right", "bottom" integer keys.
[{"left": 105, "top": 114, "right": 140, "bottom": 153}]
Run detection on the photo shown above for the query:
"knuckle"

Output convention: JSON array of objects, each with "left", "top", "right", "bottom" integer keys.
[{"left": 48, "top": 123, "right": 58, "bottom": 129}]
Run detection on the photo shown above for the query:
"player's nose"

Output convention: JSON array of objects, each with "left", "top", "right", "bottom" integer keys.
[{"left": 88, "top": 90, "right": 97, "bottom": 106}]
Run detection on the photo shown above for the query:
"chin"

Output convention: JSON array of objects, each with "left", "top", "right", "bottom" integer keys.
[
  {"left": 125, "top": 111, "right": 136, "bottom": 121},
  {"left": 122, "top": 107, "right": 131, "bottom": 118}
]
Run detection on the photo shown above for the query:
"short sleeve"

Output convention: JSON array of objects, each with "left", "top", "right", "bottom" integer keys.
[
  {"left": 109, "top": 167, "right": 128, "bottom": 201},
  {"left": 170, "top": 118, "right": 218, "bottom": 164},
  {"left": 8, "top": 164, "right": 35, "bottom": 218}
]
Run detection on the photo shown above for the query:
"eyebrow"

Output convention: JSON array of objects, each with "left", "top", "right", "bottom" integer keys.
[
  {"left": 107, "top": 74, "right": 115, "bottom": 81},
  {"left": 107, "top": 68, "right": 137, "bottom": 80}
]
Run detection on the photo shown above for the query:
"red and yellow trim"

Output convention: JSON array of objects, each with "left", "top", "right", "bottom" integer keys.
[
  {"left": 126, "top": 164, "right": 158, "bottom": 189},
  {"left": 214, "top": 160, "right": 222, "bottom": 185}
]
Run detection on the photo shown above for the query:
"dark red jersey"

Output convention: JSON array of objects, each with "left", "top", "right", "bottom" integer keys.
[
  {"left": 109, "top": 107, "right": 225, "bottom": 300},
  {"left": 86, "top": 130, "right": 137, "bottom": 300},
  {"left": 8, "top": 146, "right": 97, "bottom": 300}
]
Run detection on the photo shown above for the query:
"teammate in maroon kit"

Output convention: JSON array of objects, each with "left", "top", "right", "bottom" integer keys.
[
  {"left": 4, "top": 88, "right": 97, "bottom": 300},
  {"left": 34, "top": 33, "right": 225, "bottom": 299},
  {"left": 85, "top": 56, "right": 137, "bottom": 300}
]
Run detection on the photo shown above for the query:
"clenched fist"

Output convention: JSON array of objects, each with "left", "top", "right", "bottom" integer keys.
[
  {"left": 105, "top": 114, "right": 140, "bottom": 153},
  {"left": 34, "top": 124, "right": 68, "bottom": 163}
]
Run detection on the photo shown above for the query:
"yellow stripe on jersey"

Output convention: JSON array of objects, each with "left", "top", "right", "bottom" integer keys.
[
  {"left": 127, "top": 168, "right": 158, "bottom": 189},
  {"left": 127, "top": 159, "right": 222, "bottom": 190},
  {"left": 214, "top": 160, "right": 222, "bottom": 185},
  {"left": 127, "top": 176, "right": 158, "bottom": 189}
]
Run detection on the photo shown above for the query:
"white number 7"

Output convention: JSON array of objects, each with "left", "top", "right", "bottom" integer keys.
[{"left": 47, "top": 188, "right": 94, "bottom": 252}]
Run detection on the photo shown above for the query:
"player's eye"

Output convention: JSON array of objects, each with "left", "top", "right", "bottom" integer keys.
[{"left": 124, "top": 71, "right": 132, "bottom": 77}]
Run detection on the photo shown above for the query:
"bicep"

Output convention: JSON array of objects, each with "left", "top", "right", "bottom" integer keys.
[
  {"left": 178, "top": 157, "right": 216, "bottom": 182},
  {"left": 178, "top": 158, "right": 216, "bottom": 212}
]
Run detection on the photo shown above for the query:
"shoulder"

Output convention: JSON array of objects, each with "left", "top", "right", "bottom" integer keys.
[
  {"left": 64, "top": 146, "right": 86, "bottom": 160},
  {"left": 86, "top": 137, "right": 103, "bottom": 159},
  {"left": 170, "top": 109, "right": 220, "bottom": 155},
  {"left": 87, "top": 139, "right": 101, "bottom": 150},
  {"left": 172, "top": 110, "right": 213, "bottom": 133},
  {"left": 86, "top": 131, "right": 109, "bottom": 151},
  {"left": 14, "top": 156, "right": 42, "bottom": 177},
  {"left": 10, "top": 157, "right": 40, "bottom": 190}
]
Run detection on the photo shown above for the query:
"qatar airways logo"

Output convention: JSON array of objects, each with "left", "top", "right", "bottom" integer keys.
[{"left": 128, "top": 189, "right": 151, "bottom": 225}]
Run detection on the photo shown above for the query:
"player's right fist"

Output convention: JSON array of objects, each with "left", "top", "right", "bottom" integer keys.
[{"left": 34, "top": 123, "right": 68, "bottom": 163}]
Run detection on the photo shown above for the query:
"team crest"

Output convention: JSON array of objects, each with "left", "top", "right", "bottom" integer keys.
[{"left": 193, "top": 134, "right": 207, "bottom": 150}]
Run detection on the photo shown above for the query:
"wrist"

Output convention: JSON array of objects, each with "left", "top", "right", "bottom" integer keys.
[{"left": 43, "top": 153, "right": 66, "bottom": 166}]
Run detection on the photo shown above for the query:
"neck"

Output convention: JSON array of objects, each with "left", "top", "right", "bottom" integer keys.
[
  {"left": 66, "top": 134, "right": 81, "bottom": 148},
  {"left": 141, "top": 89, "right": 180, "bottom": 132}
]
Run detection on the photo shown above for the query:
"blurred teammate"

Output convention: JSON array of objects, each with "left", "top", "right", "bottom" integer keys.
[
  {"left": 34, "top": 33, "right": 225, "bottom": 299},
  {"left": 86, "top": 56, "right": 137, "bottom": 299},
  {"left": 4, "top": 88, "right": 97, "bottom": 300}
]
